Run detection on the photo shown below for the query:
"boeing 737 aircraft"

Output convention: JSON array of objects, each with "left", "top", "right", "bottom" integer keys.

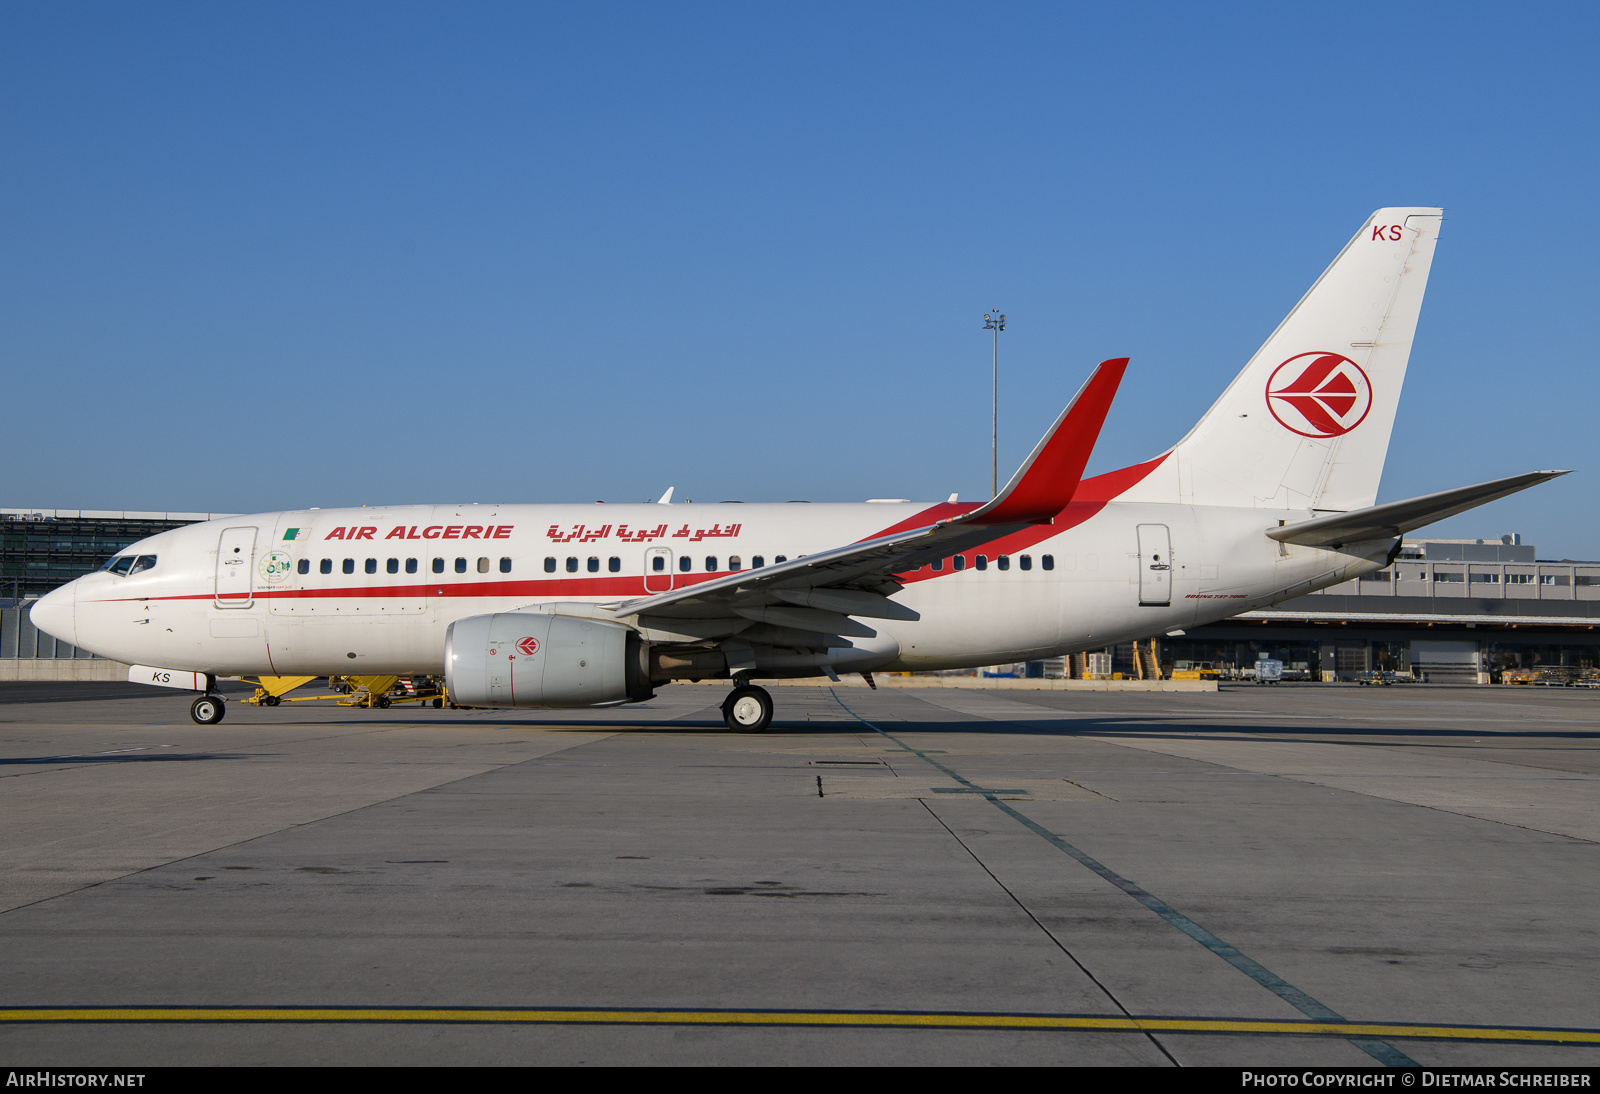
[{"left": 30, "top": 208, "right": 1567, "bottom": 730}]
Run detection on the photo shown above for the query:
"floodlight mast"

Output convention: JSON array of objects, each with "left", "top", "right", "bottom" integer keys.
[{"left": 983, "top": 310, "right": 1006, "bottom": 498}]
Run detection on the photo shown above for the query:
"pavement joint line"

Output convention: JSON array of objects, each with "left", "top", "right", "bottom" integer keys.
[
  {"left": 0, "top": 1008, "right": 1596, "bottom": 1043},
  {"left": 828, "top": 688, "right": 1418, "bottom": 1068}
]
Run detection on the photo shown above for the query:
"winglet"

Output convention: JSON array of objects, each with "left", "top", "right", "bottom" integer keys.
[{"left": 963, "top": 358, "right": 1128, "bottom": 526}]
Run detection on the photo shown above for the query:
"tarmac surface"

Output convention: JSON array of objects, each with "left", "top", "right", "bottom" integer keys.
[{"left": 0, "top": 679, "right": 1596, "bottom": 1066}]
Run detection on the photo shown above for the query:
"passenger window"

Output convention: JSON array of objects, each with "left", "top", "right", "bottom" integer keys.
[
  {"left": 387, "top": 558, "right": 399, "bottom": 574},
  {"left": 406, "top": 558, "right": 418, "bottom": 574},
  {"left": 608, "top": 557, "right": 620, "bottom": 572},
  {"left": 455, "top": 558, "right": 467, "bottom": 574},
  {"left": 566, "top": 557, "right": 578, "bottom": 573},
  {"left": 321, "top": 559, "right": 333, "bottom": 575},
  {"left": 774, "top": 555, "right": 787, "bottom": 564},
  {"left": 1020, "top": 554, "right": 1032, "bottom": 571},
  {"left": 129, "top": 555, "right": 157, "bottom": 575},
  {"left": 298, "top": 559, "right": 310, "bottom": 575},
  {"left": 478, "top": 557, "right": 490, "bottom": 573},
  {"left": 652, "top": 556, "right": 665, "bottom": 572},
  {"left": 365, "top": 559, "right": 377, "bottom": 574},
  {"left": 106, "top": 556, "right": 135, "bottom": 576},
  {"left": 932, "top": 558, "right": 944, "bottom": 571},
  {"left": 545, "top": 557, "right": 557, "bottom": 573},
  {"left": 976, "top": 555, "right": 988, "bottom": 571},
  {"left": 679, "top": 555, "right": 692, "bottom": 572},
  {"left": 432, "top": 558, "right": 444, "bottom": 574},
  {"left": 587, "top": 557, "right": 599, "bottom": 573},
  {"left": 500, "top": 558, "right": 512, "bottom": 573},
  {"left": 953, "top": 555, "right": 965, "bottom": 571},
  {"left": 705, "top": 557, "right": 718, "bottom": 572},
  {"left": 752, "top": 556, "right": 765, "bottom": 568},
  {"left": 729, "top": 556, "right": 741, "bottom": 572},
  {"left": 1042, "top": 554, "right": 1055, "bottom": 571},
  {"left": 997, "top": 555, "right": 1010, "bottom": 571},
  {"left": 343, "top": 559, "right": 355, "bottom": 575}
]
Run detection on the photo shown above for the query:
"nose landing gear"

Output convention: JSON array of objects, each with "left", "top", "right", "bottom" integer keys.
[
  {"left": 721, "top": 683, "right": 773, "bottom": 733},
  {"left": 190, "top": 695, "right": 226, "bottom": 725}
]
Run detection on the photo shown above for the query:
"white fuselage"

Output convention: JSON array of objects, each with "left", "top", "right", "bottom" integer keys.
[{"left": 38, "top": 490, "right": 1391, "bottom": 680}]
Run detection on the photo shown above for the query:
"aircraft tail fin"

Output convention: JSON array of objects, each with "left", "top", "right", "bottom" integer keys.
[{"left": 1141, "top": 208, "right": 1444, "bottom": 512}]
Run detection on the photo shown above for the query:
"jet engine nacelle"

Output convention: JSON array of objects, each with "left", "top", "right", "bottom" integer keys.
[{"left": 446, "top": 612, "right": 652, "bottom": 708}]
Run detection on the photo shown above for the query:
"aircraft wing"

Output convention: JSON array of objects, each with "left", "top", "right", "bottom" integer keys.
[
  {"left": 1266, "top": 470, "right": 1570, "bottom": 548},
  {"left": 606, "top": 358, "right": 1128, "bottom": 640}
]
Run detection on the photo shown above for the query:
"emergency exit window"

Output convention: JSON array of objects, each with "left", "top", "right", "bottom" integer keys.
[{"left": 652, "top": 556, "right": 665, "bottom": 572}]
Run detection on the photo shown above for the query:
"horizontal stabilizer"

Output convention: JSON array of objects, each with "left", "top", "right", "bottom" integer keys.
[{"left": 1267, "top": 470, "right": 1570, "bottom": 548}]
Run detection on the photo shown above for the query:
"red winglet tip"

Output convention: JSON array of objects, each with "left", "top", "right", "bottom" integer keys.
[{"left": 975, "top": 357, "right": 1128, "bottom": 525}]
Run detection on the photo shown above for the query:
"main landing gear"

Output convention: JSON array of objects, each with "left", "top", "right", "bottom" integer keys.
[
  {"left": 722, "top": 683, "right": 774, "bottom": 733},
  {"left": 190, "top": 695, "right": 226, "bottom": 725}
]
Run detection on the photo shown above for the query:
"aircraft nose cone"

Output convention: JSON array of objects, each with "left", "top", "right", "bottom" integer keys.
[{"left": 29, "top": 583, "right": 76, "bottom": 646}]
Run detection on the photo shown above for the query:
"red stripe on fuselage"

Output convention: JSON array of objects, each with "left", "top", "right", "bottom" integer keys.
[{"left": 84, "top": 456, "right": 1170, "bottom": 606}]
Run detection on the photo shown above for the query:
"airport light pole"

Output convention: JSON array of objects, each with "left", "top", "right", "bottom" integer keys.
[{"left": 983, "top": 310, "right": 1006, "bottom": 498}]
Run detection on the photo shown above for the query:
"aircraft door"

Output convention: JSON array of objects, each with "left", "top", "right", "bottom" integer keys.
[
  {"left": 644, "top": 548, "right": 673, "bottom": 593},
  {"left": 215, "top": 527, "right": 259, "bottom": 608},
  {"left": 1137, "top": 524, "right": 1172, "bottom": 607}
]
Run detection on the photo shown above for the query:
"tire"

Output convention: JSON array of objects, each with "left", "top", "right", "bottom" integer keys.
[
  {"left": 191, "top": 696, "right": 225, "bottom": 725},
  {"left": 722, "top": 685, "right": 773, "bottom": 733},
  {"left": 261, "top": 694, "right": 281, "bottom": 707},
  {"left": 374, "top": 695, "right": 391, "bottom": 709},
  {"left": 432, "top": 697, "right": 443, "bottom": 708}
]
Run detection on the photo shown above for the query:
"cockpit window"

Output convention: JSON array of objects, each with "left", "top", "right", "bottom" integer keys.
[
  {"left": 129, "top": 555, "right": 157, "bottom": 575},
  {"left": 103, "top": 556, "right": 136, "bottom": 576}
]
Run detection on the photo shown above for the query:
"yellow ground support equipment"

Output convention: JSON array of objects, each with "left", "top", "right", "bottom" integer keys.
[{"left": 243, "top": 674, "right": 447, "bottom": 709}]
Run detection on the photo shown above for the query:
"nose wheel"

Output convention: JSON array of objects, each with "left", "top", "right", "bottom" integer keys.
[
  {"left": 190, "top": 695, "right": 226, "bottom": 725},
  {"left": 722, "top": 684, "right": 773, "bottom": 733}
]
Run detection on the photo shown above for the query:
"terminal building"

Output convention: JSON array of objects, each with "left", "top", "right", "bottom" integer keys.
[
  {"left": 1, "top": 507, "right": 1596, "bottom": 685},
  {"left": 1147, "top": 535, "right": 1600, "bottom": 684}
]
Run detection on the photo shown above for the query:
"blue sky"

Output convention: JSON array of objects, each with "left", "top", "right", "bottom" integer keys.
[{"left": 4, "top": 2, "right": 1597, "bottom": 556}]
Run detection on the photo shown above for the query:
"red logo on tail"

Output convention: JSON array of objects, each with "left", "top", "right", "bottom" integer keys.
[{"left": 1265, "top": 353, "right": 1372, "bottom": 438}]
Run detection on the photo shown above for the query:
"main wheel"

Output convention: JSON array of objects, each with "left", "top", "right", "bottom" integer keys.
[
  {"left": 191, "top": 696, "right": 225, "bottom": 725},
  {"left": 722, "top": 685, "right": 773, "bottom": 733}
]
